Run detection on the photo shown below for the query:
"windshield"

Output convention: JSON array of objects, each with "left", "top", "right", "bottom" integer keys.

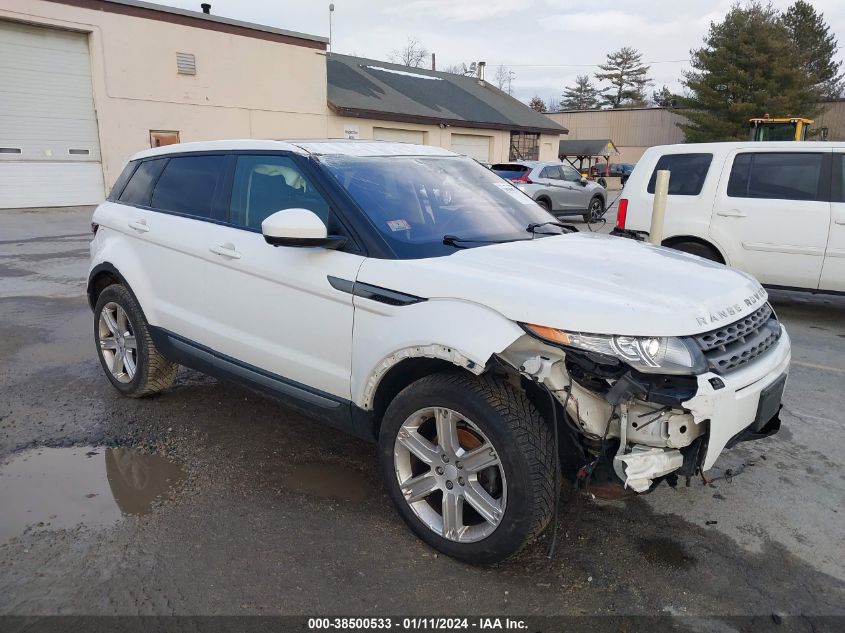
[{"left": 319, "top": 154, "right": 561, "bottom": 258}]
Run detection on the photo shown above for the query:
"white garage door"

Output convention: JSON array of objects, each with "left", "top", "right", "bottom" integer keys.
[
  {"left": 373, "top": 127, "right": 425, "bottom": 145},
  {"left": 0, "top": 20, "right": 104, "bottom": 208},
  {"left": 450, "top": 134, "right": 491, "bottom": 162}
]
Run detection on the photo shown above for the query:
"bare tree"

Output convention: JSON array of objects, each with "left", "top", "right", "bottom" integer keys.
[
  {"left": 494, "top": 64, "right": 514, "bottom": 95},
  {"left": 389, "top": 36, "right": 429, "bottom": 68},
  {"left": 442, "top": 62, "right": 477, "bottom": 76}
]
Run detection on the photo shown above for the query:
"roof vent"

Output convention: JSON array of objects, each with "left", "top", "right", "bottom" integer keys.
[
  {"left": 201, "top": 3, "right": 211, "bottom": 14},
  {"left": 176, "top": 52, "right": 196, "bottom": 75}
]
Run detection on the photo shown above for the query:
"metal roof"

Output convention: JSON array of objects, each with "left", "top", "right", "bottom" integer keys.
[
  {"left": 327, "top": 54, "right": 568, "bottom": 135},
  {"left": 558, "top": 139, "right": 619, "bottom": 157},
  {"left": 48, "top": 0, "right": 328, "bottom": 46}
]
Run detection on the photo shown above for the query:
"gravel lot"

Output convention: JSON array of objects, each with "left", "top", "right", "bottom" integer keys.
[{"left": 1, "top": 207, "right": 843, "bottom": 627}]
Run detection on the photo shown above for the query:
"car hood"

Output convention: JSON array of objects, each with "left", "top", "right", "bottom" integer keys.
[{"left": 357, "top": 233, "right": 768, "bottom": 337}]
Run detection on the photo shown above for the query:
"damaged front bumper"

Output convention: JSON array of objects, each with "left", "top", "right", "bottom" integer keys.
[
  {"left": 683, "top": 326, "right": 791, "bottom": 471},
  {"left": 505, "top": 325, "right": 791, "bottom": 492}
]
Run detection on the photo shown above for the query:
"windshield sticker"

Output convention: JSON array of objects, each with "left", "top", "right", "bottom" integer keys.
[
  {"left": 493, "top": 182, "right": 535, "bottom": 204},
  {"left": 387, "top": 219, "right": 412, "bottom": 232}
]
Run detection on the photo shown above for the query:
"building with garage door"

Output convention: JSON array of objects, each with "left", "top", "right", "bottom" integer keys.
[
  {"left": 0, "top": 0, "right": 565, "bottom": 209},
  {"left": 0, "top": 0, "right": 329, "bottom": 208},
  {"left": 327, "top": 54, "right": 566, "bottom": 164}
]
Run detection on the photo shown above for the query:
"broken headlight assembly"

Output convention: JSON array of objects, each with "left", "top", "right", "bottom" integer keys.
[{"left": 522, "top": 324, "right": 707, "bottom": 376}]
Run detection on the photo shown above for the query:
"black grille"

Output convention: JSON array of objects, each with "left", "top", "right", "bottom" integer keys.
[{"left": 694, "top": 304, "right": 781, "bottom": 374}]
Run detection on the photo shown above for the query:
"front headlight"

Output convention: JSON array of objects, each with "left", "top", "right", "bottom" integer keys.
[{"left": 522, "top": 324, "right": 707, "bottom": 375}]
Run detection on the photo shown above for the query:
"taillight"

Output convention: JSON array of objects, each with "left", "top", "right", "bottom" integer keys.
[
  {"left": 91, "top": 222, "right": 99, "bottom": 234},
  {"left": 512, "top": 175, "right": 533, "bottom": 185},
  {"left": 616, "top": 199, "right": 628, "bottom": 229}
]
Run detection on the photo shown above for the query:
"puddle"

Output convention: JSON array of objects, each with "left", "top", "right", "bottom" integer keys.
[
  {"left": 636, "top": 537, "right": 697, "bottom": 570},
  {"left": 281, "top": 462, "right": 369, "bottom": 503},
  {"left": 0, "top": 447, "right": 184, "bottom": 542}
]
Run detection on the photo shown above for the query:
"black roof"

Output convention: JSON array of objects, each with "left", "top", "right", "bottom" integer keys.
[
  {"left": 327, "top": 54, "right": 567, "bottom": 135},
  {"left": 558, "top": 139, "right": 619, "bottom": 157}
]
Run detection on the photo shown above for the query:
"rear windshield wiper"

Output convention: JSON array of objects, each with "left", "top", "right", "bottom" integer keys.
[
  {"left": 442, "top": 234, "right": 531, "bottom": 249},
  {"left": 526, "top": 221, "right": 579, "bottom": 235}
]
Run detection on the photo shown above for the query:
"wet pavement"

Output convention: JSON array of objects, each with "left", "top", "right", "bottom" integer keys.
[{"left": 0, "top": 207, "right": 844, "bottom": 625}]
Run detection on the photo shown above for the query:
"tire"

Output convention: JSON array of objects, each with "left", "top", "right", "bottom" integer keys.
[
  {"left": 667, "top": 240, "right": 722, "bottom": 263},
  {"left": 378, "top": 370, "right": 558, "bottom": 564},
  {"left": 93, "top": 284, "right": 178, "bottom": 398},
  {"left": 597, "top": 177, "right": 608, "bottom": 188},
  {"left": 536, "top": 198, "right": 551, "bottom": 213},
  {"left": 582, "top": 196, "right": 605, "bottom": 223}
]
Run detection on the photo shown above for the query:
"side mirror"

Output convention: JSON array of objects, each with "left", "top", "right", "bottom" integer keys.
[{"left": 261, "top": 208, "right": 347, "bottom": 249}]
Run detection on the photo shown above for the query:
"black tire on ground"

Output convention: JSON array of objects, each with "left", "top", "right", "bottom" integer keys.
[
  {"left": 536, "top": 198, "right": 551, "bottom": 213},
  {"left": 582, "top": 196, "right": 605, "bottom": 223},
  {"left": 378, "top": 370, "right": 558, "bottom": 564},
  {"left": 93, "top": 284, "right": 178, "bottom": 398},
  {"left": 667, "top": 240, "right": 722, "bottom": 263}
]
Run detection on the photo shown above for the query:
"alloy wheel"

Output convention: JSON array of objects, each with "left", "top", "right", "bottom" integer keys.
[
  {"left": 97, "top": 302, "right": 138, "bottom": 383},
  {"left": 393, "top": 407, "right": 507, "bottom": 543}
]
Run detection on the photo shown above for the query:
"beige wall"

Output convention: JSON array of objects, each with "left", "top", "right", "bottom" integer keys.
[
  {"left": 328, "top": 117, "right": 559, "bottom": 162},
  {"left": 547, "top": 108, "right": 687, "bottom": 163},
  {"left": 0, "top": 0, "right": 330, "bottom": 189},
  {"left": 815, "top": 101, "right": 845, "bottom": 141}
]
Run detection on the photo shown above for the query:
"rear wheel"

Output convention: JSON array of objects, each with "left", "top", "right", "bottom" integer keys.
[
  {"left": 667, "top": 240, "right": 722, "bottom": 263},
  {"left": 94, "top": 285, "right": 178, "bottom": 397},
  {"left": 379, "top": 371, "right": 557, "bottom": 564}
]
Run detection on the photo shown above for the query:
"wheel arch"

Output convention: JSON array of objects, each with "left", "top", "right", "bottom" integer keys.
[
  {"left": 662, "top": 235, "right": 727, "bottom": 264},
  {"left": 87, "top": 262, "right": 128, "bottom": 311},
  {"left": 368, "top": 355, "right": 478, "bottom": 438}
]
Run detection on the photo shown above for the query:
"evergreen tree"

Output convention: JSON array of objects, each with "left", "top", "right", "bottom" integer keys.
[
  {"left": 595, "top": 47, "right": 651, "bottom": 108},
  {"left": 781, "top": 0, "right": 844, "bottom": 99},
  {"left": 528, "top": 96, "right": 547, "bottom": 112},
  {"left": 651, "top": 85, "right": 675, "bottom": 107},
  {"left": 560, "top": 75, "right": 600, "bottom": 110},
  {"left": 680, "top": 2, "right": 821, "bottom": 142}
]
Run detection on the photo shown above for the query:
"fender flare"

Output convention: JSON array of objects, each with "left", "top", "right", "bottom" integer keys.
[
  {"left": 360, "top": 344, "right": 486, "bottom": 411},
  {"left": 87, "top": 262, "right": 130, "bottom": 310}
]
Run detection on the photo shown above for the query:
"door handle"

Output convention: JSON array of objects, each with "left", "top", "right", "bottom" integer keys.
[
  {"left": 128, "top": 219, "right": 150, "bottom": 233},
  {"left": 209, "top": 244, "right": 241, "bottom": 259},
  {"left": 716, "top": 210, "right": 748, "bottom": 218},
  {"left": 835, "top": 219, "right": 845, "bottom": 226}
]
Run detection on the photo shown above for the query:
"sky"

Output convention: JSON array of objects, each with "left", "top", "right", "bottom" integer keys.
[{"left": 151, "top": 0, "right": 845, "bottom": 108}]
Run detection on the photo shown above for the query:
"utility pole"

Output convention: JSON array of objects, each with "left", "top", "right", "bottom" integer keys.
[
  {"left": 507, "top": 70, "right": 515, "bottom": 96},
  {"left": 328, "top": 3, "right": 334, "bottom": 52}
]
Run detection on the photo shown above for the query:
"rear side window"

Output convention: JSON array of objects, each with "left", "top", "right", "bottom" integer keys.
[
  {"left": 491, "top": 164, "right": 529, "bottom": 179},
  {"left": 727, "top": 152, "right": 824, "bottom": 201},
  {"left": 118, "top": 159, "right": 166, "bottom": 207},
  {"left": 647, "top": 153, "right": 712, "bottom": 196},
  {"left": 540, "top": 166, "right": 562, "bottom": 179},
  {"left": 833, "top": 154, "right": 845, "bottom": 203},
  {"left": 150, "top": 155, "right": 227, "bottom": 218}
]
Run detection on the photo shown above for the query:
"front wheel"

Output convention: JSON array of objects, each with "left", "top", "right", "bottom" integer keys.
[
  {"left": 583, "top": 196, "right": 605, "bottom": 223},
  {"left": 379, "top": 371, "right": 557, "bottom": 564}
]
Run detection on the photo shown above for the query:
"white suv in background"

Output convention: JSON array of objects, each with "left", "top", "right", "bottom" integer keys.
[
  {"left": 616, "top": 141, "right": 845, "bottom": 293},
  {"left": 88, "top": 140, "right": 790, "bottom": 563}
]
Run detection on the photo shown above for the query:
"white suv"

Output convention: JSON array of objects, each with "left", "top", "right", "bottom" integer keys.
[
  {"left": 88, "top": 140, "right": 791, "bottom": 563},
  {"left": 616, "top": 141, "right": 845, "bottom": 293}
]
